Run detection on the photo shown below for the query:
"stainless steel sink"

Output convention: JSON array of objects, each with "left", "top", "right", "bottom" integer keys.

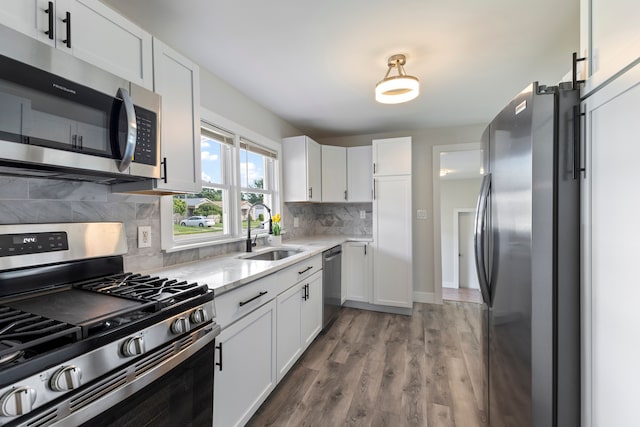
[{"left": 241, "top": 248, "right": 303, "bottom": 261}]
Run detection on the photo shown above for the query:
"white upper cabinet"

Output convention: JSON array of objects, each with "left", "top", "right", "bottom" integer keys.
[
  {"left": 347, "top": 145, "right": 372, "bottom": 202},
  {"left": 0, "top": 1, "right": 40, "bottom": 39},
  {"left": 372, "top": 136, "right": 412, "bottom": 176},
  {"left": 0, "top": 0, "right": 153, "bottom": 89},
  {"left": 581, "top": 0, "right": 640, "bottom": 94},
  {"left": 151, "top": 38, "right": 201, "bottom": 193},
  {"left": 321, "top": 145, "right": 347, "bottom": 202},
  {"left": 282, "top": 135, "right": 322, "bottom": 202}
]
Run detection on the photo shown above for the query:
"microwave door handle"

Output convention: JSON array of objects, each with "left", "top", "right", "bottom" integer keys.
[{"left": 117, "top": 88, "right": 137, "bottom": 172}]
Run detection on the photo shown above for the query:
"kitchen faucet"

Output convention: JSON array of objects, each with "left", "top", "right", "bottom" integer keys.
[{"left": 246, "top": 202, "right": 272, "bottom": 252}]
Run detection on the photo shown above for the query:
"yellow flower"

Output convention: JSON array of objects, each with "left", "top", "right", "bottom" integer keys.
[{"left": 272, "top": 213, "right": 281, "bottom": 223}]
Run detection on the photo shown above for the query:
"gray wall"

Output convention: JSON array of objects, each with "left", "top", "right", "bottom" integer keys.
[{"left": 318, "top": 124, "right": 485, "bottom": 298}]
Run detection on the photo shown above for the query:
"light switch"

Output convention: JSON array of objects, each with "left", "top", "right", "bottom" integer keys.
[
  {"left": 417, "top": 209, "right": 428, "bottom": 220},
  {"left": 360, "top": 210, "right": 366, "bottom": 219},
  {"left": 293, "top": 217, "right": 299, "bottom": 228}
]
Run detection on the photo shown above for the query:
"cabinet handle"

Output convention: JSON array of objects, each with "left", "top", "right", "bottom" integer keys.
[
  {"left": 78, "top": 135, "right": 83, "bottom": 150},
  {"left": 161, "top": 157, "right": 168, "bottom": 183},
  {"left": 62, "top": 11, "right": 71, "bottom": 48},
  {"left": 308, "top": 187, "right": 313, "bottom": 199},
  {"left": 364, "top": 245, "right": 367, "bottom": 256},
  {"left": 572, "top": 52, "right": 586, "bottom": 88},
  {"left": 71, "top": 134, "right": 77, "bottom": 149},
  {"left": 298, "top": 266, "right": 313, "bottom": 275},
  {"left": 44, "top": 2, "right": 54, "bottom": 40},
  {"left": 344, "top": 190, "right": 347, "bottom": 201},
  {"left": 306, "top": 284, "right": 310, "bottom": 300},
  {"left": 573, "top": 105, "right": 586, "bottom": 180},
  {"left": 373, "top": 180, "right": 376, "bottom": 200},
  {"left": 373, "top": 162, "right": 376, "bottom": 174},
  {"left": 239, "top": 291, "right": 267, "bottom": 307},
  {"left": 216, "top": 342, "right": 223, "bottom": 371}
]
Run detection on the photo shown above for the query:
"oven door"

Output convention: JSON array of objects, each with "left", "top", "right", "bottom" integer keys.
[
  {"left": 80, "top": 340, "right": 214, "bottom": 427},
  {"left": 10, "top": 325, "right": 218, "bottom": 427}
]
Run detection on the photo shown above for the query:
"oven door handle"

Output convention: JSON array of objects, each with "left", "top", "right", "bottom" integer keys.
[{"left": 117, "top": 87, "right": 137, "bottom": 172}]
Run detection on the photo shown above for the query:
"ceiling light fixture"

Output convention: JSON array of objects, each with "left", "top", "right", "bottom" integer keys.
[{"left": 375, "top": 54, "right": 420, "bottom": 104}]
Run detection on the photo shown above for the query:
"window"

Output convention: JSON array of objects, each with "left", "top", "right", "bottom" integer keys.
[
  {"left": 172, "top": 124, "right": 234, "bottom": 240},
  {"left": 166, "top": 118, "right": 280, "bottom": 249},
  {"left": 240, "top": 138, "right": 278, "bottom": 234}
]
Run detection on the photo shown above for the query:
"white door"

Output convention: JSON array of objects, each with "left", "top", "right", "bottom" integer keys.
[{"left": 458, "top": 211, "right": 479, "bottom": 289}]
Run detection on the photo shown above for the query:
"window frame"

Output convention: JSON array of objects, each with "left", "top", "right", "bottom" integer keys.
[{"left": 160, "top": 107, "right": 282, "bottom": 252}]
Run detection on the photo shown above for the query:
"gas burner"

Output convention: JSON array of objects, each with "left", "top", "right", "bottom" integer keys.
[{"left": 0, "top": 340, "right": 24, "bottom": 366}]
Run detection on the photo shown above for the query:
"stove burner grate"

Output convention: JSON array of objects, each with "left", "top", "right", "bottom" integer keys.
[
  {"left": 0, "top": 306, "right": 81, "bottom": 368},
  {"left": 75, "top": 273, "right": 208, "bottom": 307}
]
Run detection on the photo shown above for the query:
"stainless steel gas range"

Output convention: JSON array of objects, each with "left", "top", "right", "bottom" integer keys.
[{"left": 0, "top": 223, "right": 219, "bottom": 426}]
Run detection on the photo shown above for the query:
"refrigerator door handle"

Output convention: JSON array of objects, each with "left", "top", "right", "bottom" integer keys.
[{"left": 474, "top": 173, "right": 492, "bottom": 306}]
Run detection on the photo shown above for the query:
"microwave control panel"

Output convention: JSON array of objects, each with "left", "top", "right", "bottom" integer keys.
[{"left": 133, "top": 107, "right": 157, "bottom": 166}]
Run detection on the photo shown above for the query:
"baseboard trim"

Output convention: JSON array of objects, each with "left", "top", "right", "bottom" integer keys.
[
  {"left": 342, "top": 300, "right": 413, "bottom": 316},
  {"left": 413, "top": 291, "right": 440, "bottom": 304}
]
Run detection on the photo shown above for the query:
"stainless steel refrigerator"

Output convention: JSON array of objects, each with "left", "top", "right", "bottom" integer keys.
[{"left": 474, "top": 82, "right": 580, "bottom": 427}]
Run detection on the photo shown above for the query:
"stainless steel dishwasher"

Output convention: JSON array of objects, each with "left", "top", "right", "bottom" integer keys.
[{"left": 322, "top": 245, "right": 342, "bottom": 329}]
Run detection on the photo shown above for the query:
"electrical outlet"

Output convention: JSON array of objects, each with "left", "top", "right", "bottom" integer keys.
[
  {"left": 360, "top": 210, "right": 366, "bottom": 219},
  {"left": 138, "top": 226, "right": 151, "bottom": 248},
  {"left": 417, "top": 209, "right": 428, "bottom": 220},
  {"left": 293, "top": 217, "right": 299, "bottom": 228}
]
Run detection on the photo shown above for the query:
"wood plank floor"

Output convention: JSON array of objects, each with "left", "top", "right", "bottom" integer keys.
[
  {"left": 442, "top": 288, "right": 483, "bottom": 304},
  {"left": 247, "top": 302, "right": 488, "bottom": 427}
]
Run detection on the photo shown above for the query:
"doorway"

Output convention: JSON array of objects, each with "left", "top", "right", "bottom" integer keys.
[{"left": 433, "top": 143, "right": 483, "bottom": 304}]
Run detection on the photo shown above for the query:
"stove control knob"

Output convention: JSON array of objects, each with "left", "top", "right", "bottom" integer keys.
[
  {"left": 171, "top": 316, "right": 191, "bottom": 335},
  {"left": 122, "top": 335, "right": 145, "bottom": 357},
  {"left": 0, "top": 386, "right": 37, "bottom": 417},
  {"left": 50, "top": 365, "right": 82, "bottom": 392},
  {"left": 190, "top": 307, "right": 209, "bottom": 324}
]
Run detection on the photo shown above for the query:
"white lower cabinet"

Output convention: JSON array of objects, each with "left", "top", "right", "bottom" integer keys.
[
  {"left": 301, "top": 272, "right": 323, "bottom": 350},
  {"left": 213, "top": 299, "right": 276, "bottom": 427},
  {"left": 343, "top": 242, "right": 371, "bottom": 303},
  {"left": 276, "top": 269, "right": 322, "bottom": 382}
]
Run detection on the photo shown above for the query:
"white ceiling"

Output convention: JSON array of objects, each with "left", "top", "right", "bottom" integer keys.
[{"left": 102, "top": 0, "right": 579, "bottom": 138}]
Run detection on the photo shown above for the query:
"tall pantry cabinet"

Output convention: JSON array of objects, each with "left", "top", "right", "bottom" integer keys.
[
  {"left": 371, "top": 137, "right": 413, "bottom": 309},
  {"left": 580, "top": 1, "right": 640, "bottom": 425}
]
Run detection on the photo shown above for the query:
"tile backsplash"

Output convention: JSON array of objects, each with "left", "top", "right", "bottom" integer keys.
[
  {"left": 0, "top": 176, "right": 372, "bottom": 274},
  {"left": 284, "top": 202, "right": 372, "bottom": 239}
]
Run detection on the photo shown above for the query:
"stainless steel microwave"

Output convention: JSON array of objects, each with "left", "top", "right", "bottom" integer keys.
[{"left": 0, "top": 25, "right": 161, "bottom": 184}]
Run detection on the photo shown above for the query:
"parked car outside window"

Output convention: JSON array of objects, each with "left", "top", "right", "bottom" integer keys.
[{"left": 180, "top": 216, "right": 216, "bottom": 227}]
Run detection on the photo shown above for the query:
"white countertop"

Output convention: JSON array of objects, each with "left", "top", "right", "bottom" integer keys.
[{"left": 142, "top": 235, "right": 372, "bottom": 296}]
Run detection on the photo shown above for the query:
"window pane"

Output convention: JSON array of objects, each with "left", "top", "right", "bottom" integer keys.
[
  {"left": 241, "top": 193, "right": 272, "bottom": 231},
  {"left": 172, "top": 188, "right": 225, "bottom": 237},
  {"left": 201, "top": 135, "right": 223, "bottom": 185},
  {"left": 240, "top": 149, "right": 266, "bottom": 189}
]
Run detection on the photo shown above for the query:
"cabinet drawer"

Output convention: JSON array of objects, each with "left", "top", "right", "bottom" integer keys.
[
  {"left": 215, "top": 273, "right": 279, "bottom": 329},
  {"left": 276, "top": 255, "right": 322, "bottom": 290}
]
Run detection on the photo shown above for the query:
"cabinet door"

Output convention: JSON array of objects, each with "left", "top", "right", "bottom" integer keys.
[
  {"left": 372, "top": 137, "right": 411, "bottom": 176},
  {"left": 343, "top": 242, "right": 370, "bottom": 303},
  {"left": 214, "top": 300, "right": 277, "bottom": 427},
  {"left": 152, "top": 38, "right": 201, "bottom": 193},
  {"left": 307, "top": 137, "right": 322, "bottom": 201},
  {"left": 321, "top": 145, "right": 347, "bottom": 202},
  {"left": 0, "top": 0, "right": 41, "bottom": 40},
  {"left": 582, "top": 0, "right": 640, "bottom": 94},
  {"left": 373, "top": 175, "right": 412, "bottom": 308},
  {"left": 276, "top": 283, "right": 303, "bottom": 382},
  {"left": 282, "top": 136, "right": 321, "bottom": 202},
  {"left": 301, "top": 272, "right": 323, "bottom": 350},
  {"left": 583, "top": 63, "right": 640, "bottom": 427},
  {"left": 56, "top": 0, "right": 153, "bottom": 89},
  {"left": 347, "top": 146, "right": 372, "bottom": 202}
]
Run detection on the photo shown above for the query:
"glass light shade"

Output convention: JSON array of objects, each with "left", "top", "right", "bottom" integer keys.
[{"left": 375, "top": 76, "right": 420, "bottom": 104}]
